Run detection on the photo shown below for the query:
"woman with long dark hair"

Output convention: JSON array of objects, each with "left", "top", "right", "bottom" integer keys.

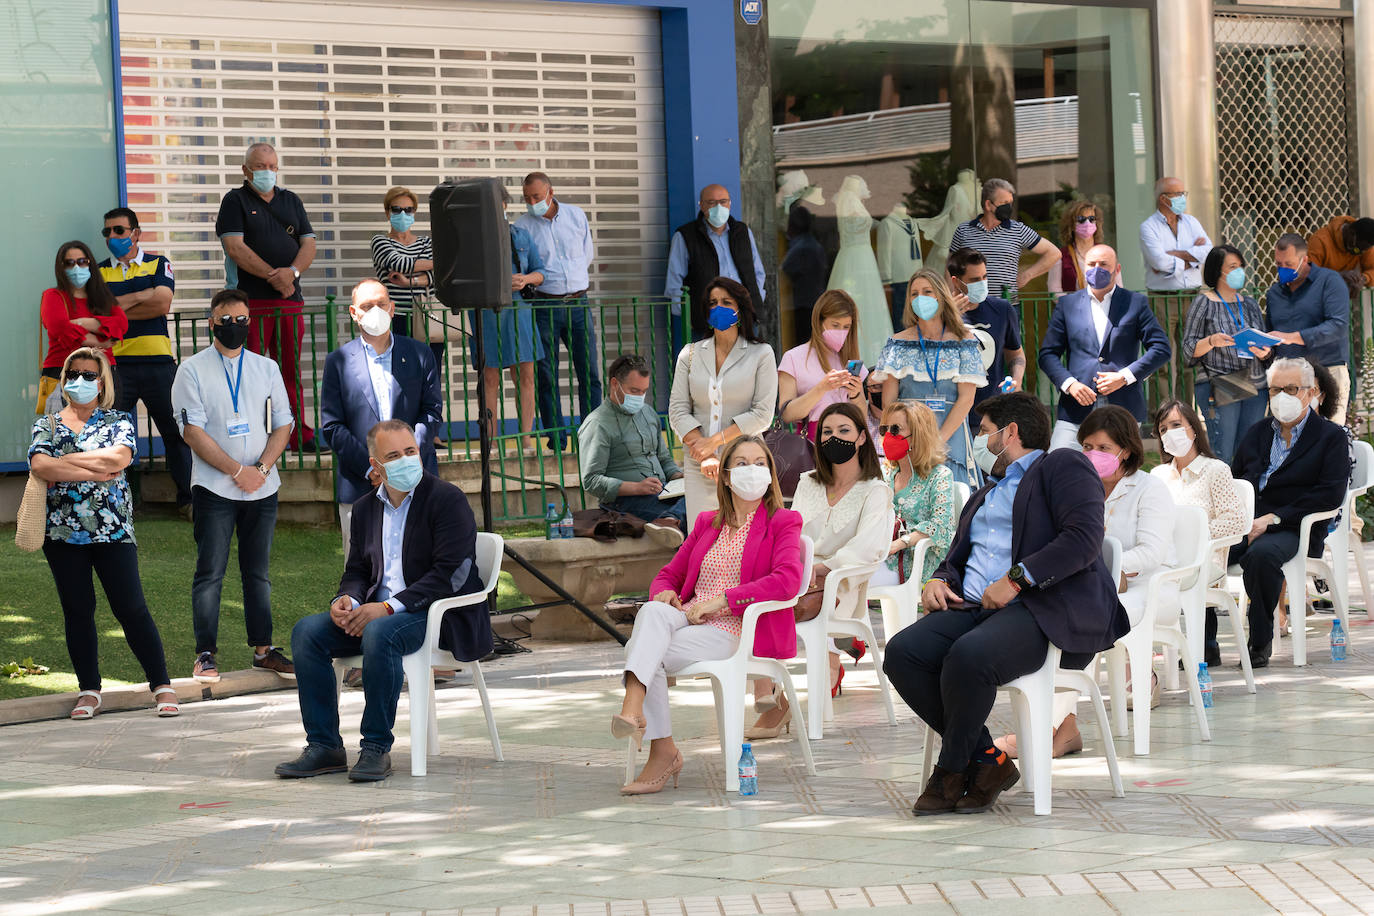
[{"left": 38, "top": 240, "right": 127, "bottom": 413}]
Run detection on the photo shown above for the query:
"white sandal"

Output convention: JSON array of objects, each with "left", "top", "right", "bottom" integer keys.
[
  {"left": 152, "top": 686, "right": 180, "bottom": 718},
  {"left": 70, "top": 690, "right": 102, "bottom": 720}
]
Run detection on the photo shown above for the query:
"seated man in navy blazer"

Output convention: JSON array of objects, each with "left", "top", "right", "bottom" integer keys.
[
  {"left": 276, "top": 419, "right": 490, "bottom": 782},
  {"left": 884, "top": 392, "right": 1129, "bottom": 815},
  {"left": 1037, "top": 244, "right": 1172, "bottom": 451},
  {"left": 322, "top": 279, "right": 442, "bottom": 553},
  {"left": 1230, "top": 357, "right": 1350, "bottom": 668}
]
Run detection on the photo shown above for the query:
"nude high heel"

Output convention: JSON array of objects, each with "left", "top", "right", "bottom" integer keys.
[
  {"left": 610, "top": 713, "right": 646, "bottom": 751},
  {"left": 620, "top": 750, "right": 684, "bottom": 796},
  {"left": 744, "top": 703, "right": 793, "bottom": 740}
]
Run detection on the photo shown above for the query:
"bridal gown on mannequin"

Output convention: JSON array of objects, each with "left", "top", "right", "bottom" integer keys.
[
  {"left": 916, "top": 168, "right": 979, "bottom": 275},
  {"left": 826, "top": 176, "right": 891, "bottom": 367}
]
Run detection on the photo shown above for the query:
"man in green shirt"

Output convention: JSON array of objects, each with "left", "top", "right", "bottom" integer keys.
[{"left": 577, "top": 354, "right": 686, "bottom": 542}]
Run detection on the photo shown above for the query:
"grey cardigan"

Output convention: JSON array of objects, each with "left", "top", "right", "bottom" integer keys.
[{"left": 668, "top": 335, "right": 778, "bottom": 444}]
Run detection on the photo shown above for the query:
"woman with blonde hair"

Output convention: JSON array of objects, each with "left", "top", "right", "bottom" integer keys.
[
  {"left": 612, "top": 435, "right": 803, "bottom": 794},
  {"left": 1048, "top": 199, "right": 1104, "bottom": 297},
  {"left": 777, "top": 290, "right": 868, "bottom": 441},
  {"left": 873, "top": 268, "right": 985, "bottom": 486},
  {"left": 870, "top": 400, "right": 956, "bottom": 587}
]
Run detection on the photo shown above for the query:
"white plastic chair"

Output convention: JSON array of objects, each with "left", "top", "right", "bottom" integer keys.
[
  {"left": 333, "top": 531, "right": 505, "bottom": 777},
  {"left": 920, "top": 537, "right": 1126, "bottom": 816},
  {"left": 1199, "top": 479, "right": 1257, "bottom": 694},
  {"left": 1312, "top": 440, "right": 1372, "bottom": 622},
  {"left": 624, "top": 536, "right": 818, "bottom": 793},
  {"left": 1103, "top": 506, "right": 1212, "bottom": 755},
  {"left": 871, "top": 482, "right": 970, "bottom": 645}
]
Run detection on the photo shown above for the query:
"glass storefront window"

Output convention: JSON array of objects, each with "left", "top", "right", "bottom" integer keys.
[{"left": 770, "top": 0, "right": 1156, "bottom": 346}]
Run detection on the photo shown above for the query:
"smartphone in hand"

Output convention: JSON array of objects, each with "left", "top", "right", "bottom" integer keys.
[{"left": 846, "top": 359, "right": 863, "bottom": 377}]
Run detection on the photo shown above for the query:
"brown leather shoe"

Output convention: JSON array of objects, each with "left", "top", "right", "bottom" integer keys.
[
  {"left": 955, "top": 752, "right": 1020, "bottom": 814},
  {"left": 1052, "top": 714, "right": 1083, "bottom": 758},
  {"left": 913, "top": 764, "right": 967, "bottom": 816}
]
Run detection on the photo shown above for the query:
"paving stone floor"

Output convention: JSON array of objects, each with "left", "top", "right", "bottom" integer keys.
[{"left": 3, "top": 606, "right": 1374, "bottom": 915}]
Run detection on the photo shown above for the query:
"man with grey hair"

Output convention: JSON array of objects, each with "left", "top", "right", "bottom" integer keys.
[
  {"left": 1139, "top": 176, "right": 1211, "bottom": 290},
  {"left": 949, "top": 178, "right": 1058, "bottom": 308},
  {"left": 1228, "top": 356, "right": 1349, "bottom": 667},
  {"left": 215, "top": 141, "right": 321, "bottom": 450},
  {"left": 1266, "top": 233, "right": 1351, "bottom": 424}
]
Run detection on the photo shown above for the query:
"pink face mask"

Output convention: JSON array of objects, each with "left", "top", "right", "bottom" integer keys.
[
  {"left": 1075, "top": 219, "right": 1097, "bottom": 239},
  {"left": 821, "top": 328, "right": 849, "bottom": 352},
  {"left": 1085, "top": 448, "right": 1121, "bottom": 479}
]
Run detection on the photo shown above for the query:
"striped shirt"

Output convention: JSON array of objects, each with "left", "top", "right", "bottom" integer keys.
[
  {"left": 949, "top": 218, "right": 1044, "bottom": 303},
  {"left": 1181, "top": 292, "right": 1266, "bottom": 380},
  {"left": 99, "top": 249, "right": 175, "bottom": 362},
  {"left": 370, "top": 234, "right": 433, "bottom": 306}
]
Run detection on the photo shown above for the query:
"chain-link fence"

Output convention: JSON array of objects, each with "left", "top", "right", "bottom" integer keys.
[{"left": 1214, "top": 12, "right": 1355, "bottom": 285}]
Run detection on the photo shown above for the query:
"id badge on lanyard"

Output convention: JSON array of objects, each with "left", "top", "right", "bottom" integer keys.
[{"left": 223, "top": 354, "right": 250, "bottom": 438}]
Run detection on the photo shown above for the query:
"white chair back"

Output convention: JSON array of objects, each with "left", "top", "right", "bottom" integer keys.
[
  {"left": 473, "top": 532, "right": 504, "bottom": 597},
  {"left": 1172, "top": 505, "right": 1211, "bottom": 597},
  {"left": 1233, "top": 478, "right": 1255, "bottom": 529},
  {"left": 794, "top": 535, "right": 816, "bottom": 603},
  {"left": 1353, "top": 441, "right": 1373, "bottom": 495},
  {"left": 1103, "top": 535, "right": 1122, "bottom": 586},
  {"left": 953, "top": 481, "right": 970, "bottom": 518}
]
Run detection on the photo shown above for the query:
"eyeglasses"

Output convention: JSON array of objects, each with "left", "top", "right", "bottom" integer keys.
[
  {"left": 1076, "top": 216, "right": 1097, "bottom": 224},
  {"left": 1272, "top": 385, "right": 1311, "bottom": 397},
  {"left": 702, "top": 198, "right": 730, "bottom": 208},
  {"left": 64, "top": 370, "right": 99, "bottom": 382},
  {"left": 63, "top": 257, "right": 92, "bottom": 268},
  {"left": 101, "top": 225, "right": 135, "bottom": 237},
  {"left": 877, "top": 426, "right": 908, "bottom": 437},
  {"left": 388, "top": 206, "right": 416, "bottom": 214},
  {"left": 214, "top": 315, "right": 252, "bottom": 327}
]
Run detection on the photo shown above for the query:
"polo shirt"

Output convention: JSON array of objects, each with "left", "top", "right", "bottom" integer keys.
[
  {"left": 961, "top": 295, "right": 1022, "bottom": 418},
  {"left": 100, "top": 249, "right": 175, "bottom": 362},
  {"left": 215, "top": 182, "right": 315, "bottom": 302},
  {"left": 949, "top": 218, "right": 1044, "bottom": 304}
]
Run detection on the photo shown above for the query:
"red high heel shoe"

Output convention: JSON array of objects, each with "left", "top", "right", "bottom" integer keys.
[
  {"left": 845, "top": 639, "right": 867, "bottom": 664},
  {"left": 831, "top": 663, "right": 845, "bottom": 698}
]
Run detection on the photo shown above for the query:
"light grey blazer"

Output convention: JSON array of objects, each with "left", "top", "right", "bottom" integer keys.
[{"left": 668, "top": 335, "right": 778, "bottom": 443}]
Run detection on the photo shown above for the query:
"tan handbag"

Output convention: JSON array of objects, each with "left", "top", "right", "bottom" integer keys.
[
  {"left": 15, "top": 415, "right": 56, "bottom": 552},
  {"left": 409, "top": 289, "right": 465, "bottom": 344}
]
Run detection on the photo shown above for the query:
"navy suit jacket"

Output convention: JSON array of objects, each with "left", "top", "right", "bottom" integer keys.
[
  {"left": 1231, "top": 410, "right": 1350, "bottom": 555},
  {"left": 1037, "top": 287, "right": 1172, "bottom": 424},
  {"left": 933, "top": 448, "right": 1130, "bottom": 655},
  {"left": 321, "top": 335, "right": 443, "bottom": 504},
  {"left": 336, "top": 473, "right": 492, "bottom": 661}
]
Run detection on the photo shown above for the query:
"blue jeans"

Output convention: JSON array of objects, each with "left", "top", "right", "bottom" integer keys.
[
  {"left": 1194, "top": 380, "right": 1268, "bottom": 466},
  {"left": 191, "top": 486, "right": 277, "bottom": 654},
  {"left": 291, "top": 609, "right": 429, "bottom": 753},
  {"left": 605, "top": 492, "right": 687, "bottom": 533},
  {"left": 535, "top": 299, "right": 602, "bottom": 447}
]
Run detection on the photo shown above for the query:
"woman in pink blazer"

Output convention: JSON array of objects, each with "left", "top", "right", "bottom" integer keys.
[{"left": 611, "top": 435, "right": 804, "bottom": 795}]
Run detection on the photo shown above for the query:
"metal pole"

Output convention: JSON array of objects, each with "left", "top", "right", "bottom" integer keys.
[
  {"left": 470, "top": 304, "right": 495, "bottom": 534},
  {"left": 501, "top": 544, "right": 628, "bottom": 645}
]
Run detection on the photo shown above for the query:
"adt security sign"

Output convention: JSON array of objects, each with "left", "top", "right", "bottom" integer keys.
[{"left": 740, "top": 0, "right": 762, "bottom": 25}]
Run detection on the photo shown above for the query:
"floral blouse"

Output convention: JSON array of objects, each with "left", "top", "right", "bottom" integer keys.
[
  {"left": 874, "top": 336, "right": 985, "bottom": 387},
  {"left": 28, "top": 409, "right": 137, "bottom": 545},
  {"left": 884, "top": 463, "right": 956, "bottom": 582}
]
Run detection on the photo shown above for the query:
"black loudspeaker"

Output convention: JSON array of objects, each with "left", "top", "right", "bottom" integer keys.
[{"left": 430, "top": 178, "right": 512, "bottom": 312}]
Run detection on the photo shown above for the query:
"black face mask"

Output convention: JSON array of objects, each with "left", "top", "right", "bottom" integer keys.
[
  {"left": 869, "top": 390, "right": 884, "bottom": 411},
  {"left": 819, "top": 435, "right": 858, "bottom": 465},
  {"left": 993, "top": 202, "right": 1014, "bottom": 223},
  {"left": 213, "top": 322, "right": 250, "bottom": 350}
]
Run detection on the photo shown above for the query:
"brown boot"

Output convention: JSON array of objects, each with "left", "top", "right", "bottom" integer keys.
[
  {"left": 913, "top": 764, "right": 967, "bottom": 816},
  {"left": 955, "top": 751, "right": 1020, "bottom": 814}
]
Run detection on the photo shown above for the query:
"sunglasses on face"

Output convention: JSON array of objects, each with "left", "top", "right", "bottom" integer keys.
[
  {"left": 65, "top": 370, "right": 99, "bottom": 382},
  {"left": 63, "top": 257, "right": 92, "bottom": 268},
  {"left": 389, "top": 206, "right": 416, "bottom": 214},
  {"left": 101, "top": 225, "right": 135, "bottom": 237},
  {"left": 1076, "top": 216, "right": 1097, "bottom": 224},
  {"left": 1272, "top": 385, "right": 1311, "bottom": 397},
  {"left": 214, "top": 315, "right": 252, "bottom": 327},
  {"left": 877, "top": 425, "right": 907, "bottom": 437}
]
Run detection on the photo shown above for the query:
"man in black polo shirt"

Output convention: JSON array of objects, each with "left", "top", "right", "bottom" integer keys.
[
  {"left": 215, "top": 142, "right": 321, "bottom": 451},
  {"left": 99, "top": 206, "right": 193, "bottom": 517}
]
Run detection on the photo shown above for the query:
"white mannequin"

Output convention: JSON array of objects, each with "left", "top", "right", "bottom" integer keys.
[
  {"left": 827, "top": 175, "right": 890, "bottom": 364},
  {"left": 917, "top": 169, "right": 979, "bottom": 274},
  {"left": 876, "top": 203, "right": 921, "bottom": 287},
  {"left": 777, "top": 169, "right": 825, "bottom": 216}
]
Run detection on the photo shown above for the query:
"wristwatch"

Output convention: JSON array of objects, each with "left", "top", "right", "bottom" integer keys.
[
  {"left": 1008, "top": 564, "right": 1031, "bottom": 590},
  {"left": 254, "top": 461, "right": 269, "bottom": 477},
  {"left": 290, "top": 266, "right": 300, "bottom": 280}
]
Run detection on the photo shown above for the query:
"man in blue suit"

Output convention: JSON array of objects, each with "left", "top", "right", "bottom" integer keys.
[
  {"left": 322, "top": 279, "right": 443, "bottom": 553},
  {"left": 1037, "top": 245, "right": 1172, "bottom": 450},
  {"left": 884, "top": 392, "right": 1129, "bottom": 816}
]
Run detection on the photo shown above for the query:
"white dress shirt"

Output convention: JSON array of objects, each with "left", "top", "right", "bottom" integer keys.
[
  {"left": 361, "top": 336, "right": 396, "bottom": 422},
  {"left": 1139, "top": 210, "right": 1212, "bottom": 290}
]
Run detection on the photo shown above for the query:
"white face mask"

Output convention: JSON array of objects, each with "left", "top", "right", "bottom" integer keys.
[
  {"left": 1270, "top": 391, "right": 1307, "bottom": 424},
  {"left": 727, "top": 463, "right": 772, "bottom": 501},
  {"left": 1160, "top": 426, "right": 1194, "bottom": 459},
  {"left": 358, "top": 305, "right": 391, "bottom": 337},
  {"left": 970, "top": 427, "right": 1007, "bottom": 476}
]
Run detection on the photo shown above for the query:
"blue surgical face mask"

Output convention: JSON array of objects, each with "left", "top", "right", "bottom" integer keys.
[
  {"left": 106, "top": 234, "right": 134, "bottom": 258},
  {"left": 1277, "top": 264, "right": 1302, "bottom": 284},
  {"left": 382, "top": 454, "right": 424, "bottom": 492},
  {"left": 913, "top": 295, "right": 939, "bottom": 321},
  {"left": 65, "top": 266, "right": 91, "bottom": 288},
  {"left": 1168, "top": 193, "right": 1187, "bottom": 215},
  {"left": 250, "top": 169, "right": 276, "bottom": 194},
  {"left": 389, "top": 211, "right": 415, "bottom": 232},
  {"left": 707, "top": 204, "right": 730, "bottom": 229},
  {"left": 618, "top": 390, "right": 646, "bottom": 414},
  {"left": 1224, "top": 266, "right": 1246, "bottom": 290},
  {"left": 964, "top": 279, "right": 989, "bottom": 304},
  {"left": 1085, "top": 265, "right": 1113, "bottom": 290},
  {"left": 527, "top": 198, "right": 550, "bottom": 218},
  {"left": 63, "top": 376, "right": 99, "bottom": 405},
  {"left": 708, "top": 304, "right": 739, "bottom": 332}
]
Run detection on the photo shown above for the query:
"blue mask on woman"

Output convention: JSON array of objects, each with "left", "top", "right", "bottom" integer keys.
[
  {"left": 913, "top": 295, "right": 939, "bottom": 321},
  {"left": 65, "top": 266, "right": 91, "bottom": 288},
  {"left": 707, "top": 304, "right": 739, "bottom": 331},
  {"left": 389, "top": 211, "right": 415, "bottom": 232},
  {"left": 63, "top": 376, "right": 99, "bottom": 405},
  {"left": 106, "top": 235, "right": 134, "bottom": 258},
  {"left": 1225, "top": 266, "right": 1246, "bottom": 290},
  {"left": 382, "top": 454, "right": 424, "bottom": 492}
]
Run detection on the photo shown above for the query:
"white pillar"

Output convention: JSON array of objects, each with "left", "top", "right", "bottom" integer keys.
[
  {"left": 1356, "top": 0, "right": 1374, "bottom": 216},
  {"left": 1155, "top": 0, "right": 1220, "bottom": 242}
]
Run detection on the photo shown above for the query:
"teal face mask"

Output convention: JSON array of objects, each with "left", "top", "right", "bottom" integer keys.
[
  {"left": 65, "top": 266, "right": 91, "bottom": 288},
  {"left": 382, "top": 454, "right": 423, "bottom": 492},
  {"left": 913, "top": 295, "right": 940, "bottom": 321},
  {"left": 707, "top": 205, "right": 730, "bottom": 228},
  {"left": 63, "top": 376, "right": 99, "bottom": 405},
  {"left": 1225, "top": 266, "right": 1246, "bottom": 290},
  {"left": 618, "top": 391, "right": 646, "bottom": 414},
  {"left": 389, "top": 211, "right": 415, "bottom": 232},
  {"left": 250, "top": 169, "right": 276, "bottom": 194},
  {"left": 1168, "top": 193, "right": 1187, "bottom": 215}
]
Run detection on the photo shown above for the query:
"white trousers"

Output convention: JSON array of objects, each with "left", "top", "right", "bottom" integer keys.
[
  {"left": 1049, "top": 420, "right": 1081, "bottom": 452},
  {"left": 624, "top": 601, "right": 738, "bottom": 740},
  {"left": 683, "top": 459, "right": 720, "bottom": 532},
  {"left": 338, "top": 503, "right": 352, "bottom": 557}
]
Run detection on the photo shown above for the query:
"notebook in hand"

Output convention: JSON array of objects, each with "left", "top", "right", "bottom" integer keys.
[{"left": 658, "top": 478, "right": 685, "bottom": 501}]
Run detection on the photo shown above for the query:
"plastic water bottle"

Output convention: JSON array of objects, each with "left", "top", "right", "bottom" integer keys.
[
  {"left": 1198, "top": 662, "right": 1213, "bottom": 708},
  {"left": 557, "top": 505, "right": 575, "bottom": 539},
  {"left": 738, "top": 743, "right": 757, "bottom": 796},
  {"left": 544, "top": 502, "right": 560, "bottom": 540},
  {"left": 999, "top": 375, "right": 1016, "bottom": 393},
  {"left": 1331, "top": 619, "right": 1348, "bottom": 662}
]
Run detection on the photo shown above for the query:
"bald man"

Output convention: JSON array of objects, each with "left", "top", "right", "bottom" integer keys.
[
  {"left": 1139, "top": 176, "right": 1211, "bottom": 290},
  {"left": 1037, "top": 244, "right": 1172, "bottom": 450},
  {"left": 664, "top": 184, "right": 767, "bottom": 342}
]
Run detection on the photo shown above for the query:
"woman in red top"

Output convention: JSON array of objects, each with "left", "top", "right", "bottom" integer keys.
[
  {"left": 1047, "top": 200, "right": 1104, "bottom": 299},
  {"left": 38, "top": 240, "right": 127, "bottom": 412}
]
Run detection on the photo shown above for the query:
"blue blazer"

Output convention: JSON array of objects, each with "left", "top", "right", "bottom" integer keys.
[
  {"left": 1037, "top": 287, "right": 1172, "bottom": 424},
  {"left": 1231, "top": 410, "right": 1350, "bottom": 555},
  {"left": 321, "top": 334, "right": 443, "bottom": 504},
  {"left": 336, "top": 473, "right": 491, "bottom": 661},
  {"left": 934, "top": 449, "right": 1130, "bottom": 655}
]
